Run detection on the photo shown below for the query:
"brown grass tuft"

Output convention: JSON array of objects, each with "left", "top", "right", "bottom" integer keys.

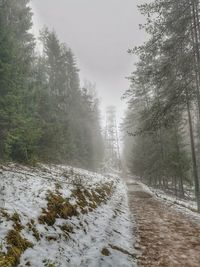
[{"left": 38, "top": 192, "right": 78, "bottom": 226}]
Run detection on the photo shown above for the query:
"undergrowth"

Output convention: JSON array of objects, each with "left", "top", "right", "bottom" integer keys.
[
  {"left": 0, "top": 211, "right": 33, "bottom": 267},
  {"left": 39, "top": 181, "right": 115, "bottom": 228},
  {"left": 0, "top": 175, "right": 115, "bottom": 267}
]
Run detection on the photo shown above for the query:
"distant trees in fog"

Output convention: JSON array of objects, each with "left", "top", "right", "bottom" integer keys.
[
  {"left": 0, "top": 0, "right": 103, "bottom": 170},
  {"left": 123, "top": 0, "right": 200, "bottom": 210}
]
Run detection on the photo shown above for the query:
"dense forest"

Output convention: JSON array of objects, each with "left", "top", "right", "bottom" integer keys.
[
  {"left": 0, "top": 0, "right": 103, "bottom": 170},
  {"left": 123, "top": 0, "right": 200, "bottom": 210},
  {"left": 1, "top": 1, "right": 200, "bottom": 266}
]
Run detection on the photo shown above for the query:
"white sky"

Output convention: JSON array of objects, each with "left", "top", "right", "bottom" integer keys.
[{"left": 31, "top": 0, "right": 148, "bottom": 124}]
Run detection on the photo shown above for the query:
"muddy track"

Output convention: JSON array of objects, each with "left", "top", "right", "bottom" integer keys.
[{"left": 128, "top": 182, "right": 200, "bottom": 267}]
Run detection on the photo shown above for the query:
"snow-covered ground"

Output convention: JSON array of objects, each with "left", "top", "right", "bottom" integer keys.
[{"left": 0, "top": 164, "right": 137, "bottom": 267}]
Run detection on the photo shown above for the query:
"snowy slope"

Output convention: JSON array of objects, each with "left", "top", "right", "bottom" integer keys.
[{"left": 0, "top": 164, "right": 137, "bottom": 267}]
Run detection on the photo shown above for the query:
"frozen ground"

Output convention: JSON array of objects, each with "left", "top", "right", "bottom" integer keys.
[
  {"left": 127, "top": 178, "right": 200, "bottom": 267},
  {"left": 0, "top": 164, "right": 137, "bottom": 267},
  {"left": 149, "top": 186, "right": 200, "bottom": 226}
]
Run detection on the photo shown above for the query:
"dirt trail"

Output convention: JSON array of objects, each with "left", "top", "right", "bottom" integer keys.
[{"left": 128, "top": 181, "right": 200, "bottom": 267}]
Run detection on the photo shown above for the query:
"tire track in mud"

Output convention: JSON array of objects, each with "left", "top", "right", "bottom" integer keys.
[{"left": 128, "top": 182, "right": 200, "bottom": 267}]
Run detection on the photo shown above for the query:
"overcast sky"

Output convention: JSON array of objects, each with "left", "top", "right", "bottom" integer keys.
[{"left": 31, "top": 0, "right": 148, "bottom": 123}]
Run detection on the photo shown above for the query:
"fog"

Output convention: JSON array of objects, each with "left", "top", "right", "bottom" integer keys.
[
  {"left": 1, "top": 2, "right": 200, "bottom": 265},
  {"left": 31, "top": 0, "right": 148, "bottom": 122}
]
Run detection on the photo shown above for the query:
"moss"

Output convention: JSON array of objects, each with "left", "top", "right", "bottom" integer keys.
[
  {"left": 6, "top": 230, "right": 33, "bottom": 251},
  {"left": 0, "top": 253, "right": 15, "bottom": 267},
  {"left": 43, "top": 259, "right": 57, "bottom": 267},
  {"left": 59, "top": 224, "right": 74, "bottom": 239},
  {"left": 72, "top": 182, "right": 115, "bottom": 214},
  {"left": 91, "top": 191, "right": 102, "bottom": 205},
  {"left": 46, "top": 235, "right": 58, "bottom": 242},
  {"left": 0, "top": 210, "right": 11, "bottom": 221},
  {"left": 0, "top": 211, "right": 33, "bottom": 267},
  {"left": 83, "top": 189, "right": 92, "bottom": 199},
  {"left": 27, "top": 220, "right": 40, "bottom": 241},
  {"left": 38, "top": 192, "right": 78, "bottom": 226},
  {"left": 11, "top": 213, "right": 24, "bottom": 232},
  {"left": 72, "top": 188, "right": 89, "bottom": 213},
  {"left": 0, "top": 182, "right": 115, "bottom": 267},
  {"left": 101, "top": 247, "right": 111, "bottom": 256},
  {"left": 11, "top": 212, "right": 20, "bottom": 224},
  {"left": 38, "top": 210, "right": 56, "bottom": 226},
  {"left": 0, "top": 229, "right": 33, "bottom": 267},
  {"left": 55, "top": 182, "right": 62, "bottom": 191},
  {"left": 39, "top": 182, "right": 115, "bottom": 228}
]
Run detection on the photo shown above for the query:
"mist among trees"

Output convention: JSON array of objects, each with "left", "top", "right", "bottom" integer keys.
[
  {"left": 123, "top": 0, "right": 200, "bottom": 210},
  {"left": 0, "top": 0, "right": 103, "bottom": 170},
  {"left": 2, "top": 1, "right": 200, "bottom": 266}
]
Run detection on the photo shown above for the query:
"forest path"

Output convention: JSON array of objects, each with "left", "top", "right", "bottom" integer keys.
[{"left": 127, "top": 181, "right": 200, "bottom": 267}]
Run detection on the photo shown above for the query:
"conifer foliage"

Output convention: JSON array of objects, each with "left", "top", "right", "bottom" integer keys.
[
  {"left": 123, "top": 0, "right": 200, "bottom": 210},
  {"left": 0, "top": 0, "right": 103, "bottom": 170}
]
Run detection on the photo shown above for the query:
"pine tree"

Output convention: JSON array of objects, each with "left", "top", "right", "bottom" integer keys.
[
  {"left": 123, "top": 0, "right": 200, "bottom": 209},
  {"left": 0, "top": 0, "right": 41, "bottom": 162}
]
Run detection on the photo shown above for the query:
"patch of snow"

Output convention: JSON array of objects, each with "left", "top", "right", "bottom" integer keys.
[{"left": 0, "top": 164, "right": 137, "bottom": 267}]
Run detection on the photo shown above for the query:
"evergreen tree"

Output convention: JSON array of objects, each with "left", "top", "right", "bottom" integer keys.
[
  {"left": 123, "top": 0, "right": 200, "bottom": 209},
  {"left": 0, "top": 5, "right": 104, "bottom": 170},
  {"left": 0, "top": 0, "right": 41, "bottom": 162},
  {"left": 36, "top": 29, "right": 104, "bottom": 169}
]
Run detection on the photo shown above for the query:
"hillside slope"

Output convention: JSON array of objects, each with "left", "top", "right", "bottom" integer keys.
[{"left": 0, "top": 164, "right": 136, "bottom": 267}]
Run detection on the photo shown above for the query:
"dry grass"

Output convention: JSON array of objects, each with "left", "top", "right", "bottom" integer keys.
[
  {"left": 39, "top": 181, "right": 115, "bottom": 228},
  {"left": 38, "top": 191, "right": 78, "bottom": 226},
  {"left": 109, "top": 244, "right": 135, "bottom": 258},
  {"left": 0, "top": 212, "right": 33, "bottom": 267},
  {"left": 72, "top": 182, "right": 115, "bottom": 214},
  {"left": 101, "top": 247, "right": 111, "bottom": 256},
  {"left": 59, "top": 224, "right": 74, "bottom": 239},
  {"left": 27, "top": 220, "right": 40, "bottom": 241},
  {"left": 0, "top": 180, "right": 116, "bottom": 266}
]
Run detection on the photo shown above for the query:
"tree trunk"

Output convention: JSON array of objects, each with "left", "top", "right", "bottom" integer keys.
[
  {"left": 174, "top": 123, "right": 185, "bottom": 197},
  {"left": 174, "top": 176, "right": 178, "bottom": 197},
  {"left": 185, "top": 87, "right": 200, "bottom": 211},
  {"left": 191, "top": 0, "right": 200, "bottom": 119}
]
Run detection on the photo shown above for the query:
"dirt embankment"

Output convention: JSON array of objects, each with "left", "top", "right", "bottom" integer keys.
[{"left": 128, "top": 182, "right": 200, "bottom": 267}]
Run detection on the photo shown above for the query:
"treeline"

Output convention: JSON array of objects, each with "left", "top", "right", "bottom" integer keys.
[
  {"left": 0, "top": 0, "right": 103, "bottom": 170},
  {"left": 123, "top": 0, "right": 200, "bottom": 210}
]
